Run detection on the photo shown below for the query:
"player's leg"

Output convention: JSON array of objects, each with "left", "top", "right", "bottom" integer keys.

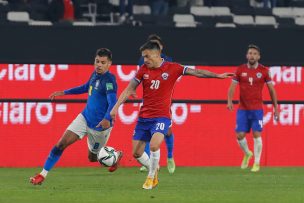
[
  {"left": 139, "top": 142, "right": 150, "bottom": 172},
  {"left": 165, "top": 127, "right": 175, "bottom": 174},
  {"left": 30, "top": 130, "right": 80, "bottom": 185},
  {"left": 143, "top": 118, "right": 171, "bottom": 189},
  {"left": 30, "top": 113, "right": 86, "bottom": 185},
  {"left": 133, "top": 140, "right": 149, "bottom": 168},
  {"left": 251, "top": 110, "right": 264, "bottom": 172},
  {"left": 86, "top": 127, "right": 113, "bottom": 162},
  {"left": 133, "top": 120, "right": 151, "bottom": 170},
  {"left": 148, "top": 132, "right": 164, "bottom": 177},
  {"left": 236, "top": 110, "right": 253, "bottom": 169},
  {"left": 143, "top": 132, "right": 164, "bottom": 189},
  {"left": 86, "top": 127, "right": 123, "bottom": 172},
  {"left": 251, "top": 131, "right": 262, "bottom": 172}
]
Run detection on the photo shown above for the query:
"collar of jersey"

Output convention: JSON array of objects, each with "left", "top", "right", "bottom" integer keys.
[{"left": 95, "top": 71, "right": 109, "bottom": 78}]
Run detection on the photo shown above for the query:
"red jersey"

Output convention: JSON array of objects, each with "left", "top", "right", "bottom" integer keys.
[
  {"left": 233, "top": 63, "right": 272, "bottom": 110},
  {"left": 134, "top": 61, "right": 186, "bottom": 118}
]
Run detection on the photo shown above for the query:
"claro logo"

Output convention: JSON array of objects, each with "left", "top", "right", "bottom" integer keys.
[
  {"left": 0, "top": 102, "right": 67, "bottom": 124},
  {"left": 263, "top": 104, "right": 304, "bottom": 126},
  {"left": 270, "top": 66, "right": 302, "bottom": 84},
  {"left": 0, "top": 64, "right": 68, "bottom": 81}
]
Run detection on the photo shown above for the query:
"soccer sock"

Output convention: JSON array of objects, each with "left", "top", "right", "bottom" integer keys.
[
  {"left": 237, "top": 138, "right": 250, "bottom": 155},
  {"left": 254, "top": 137, "right": 263, "bottom": 164},
  {"left": 148, "top": 149, "right": 160, "bottom": 178},
  {"left": 40, "top": 169, "right": 48, "bottom": 177},
  {"left": 136, "top": 152, "right": 150, "bottom": 169},
  {"left": 165, "top": 133, "right": 174, "bottom": 159},
  {"left": 144, "top": 142, "right": 150, "bottom": 157},
  {"left": 41, "top": 146, "right": 63, "bottom": 177}
]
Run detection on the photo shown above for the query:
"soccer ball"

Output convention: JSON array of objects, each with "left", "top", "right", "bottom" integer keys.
[{"left": 97, "top": 146, "right": 118, "bottom": 167}]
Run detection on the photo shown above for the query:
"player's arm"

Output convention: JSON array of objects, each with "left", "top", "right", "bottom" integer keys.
[
  {"left": 267, "top": 82, "right": 279, "bottom": 121},
  {"left": 96, "top": 92, "right": 117, "bottom": 129},
  {"left": 110, "top": 79, "right": 140, "bottom": 121},
  {"left": 184, "top": 68, "right": 234, "bottom": 79},
  {"left": 227, "top": 81, "right": 237, "bottom": 111},
  {"left": 49, "top": 81, "right": 90, "bottom": 100}
]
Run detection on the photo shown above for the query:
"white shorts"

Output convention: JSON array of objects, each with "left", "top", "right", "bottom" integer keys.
[{"left": 67, "top": 113, "right": 112, "bottom": 154}]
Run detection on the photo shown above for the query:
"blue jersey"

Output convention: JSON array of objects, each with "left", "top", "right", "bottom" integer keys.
[
  {"left": 64, "top": 71, "right": 117, "bottom": 131},
  {"left": 138, "top": 53, "right": 172, "bottom": 66}
]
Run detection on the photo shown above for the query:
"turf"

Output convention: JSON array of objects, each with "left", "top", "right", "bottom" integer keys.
[{"left": 0, "top": 167, "right": 304, "bottom": 203}]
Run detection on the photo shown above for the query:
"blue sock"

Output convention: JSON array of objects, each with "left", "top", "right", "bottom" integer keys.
[
  {"left": 43, "top": 146, "right": 63, "bottom": 171},
  {"left": 144, "top": 142, "right": 150, "bottom": 157},
  {"left": 165, "top": 133, "right": 174, "bottom": 159}
]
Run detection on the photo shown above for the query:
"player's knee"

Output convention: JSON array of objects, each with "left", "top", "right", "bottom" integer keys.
[
  {"left": 150, "top": 144, "right": 160, "bottom": 152},
  {"left": 133, "top": 151, "right": 142, "bottom": 159},
  {"left": 236, "top": 134, "right": 245, "bottom": 140}
]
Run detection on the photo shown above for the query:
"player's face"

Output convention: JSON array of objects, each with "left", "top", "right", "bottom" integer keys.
[
  {"left": 94, "top": 56, "right": 112, "bottom": 74},
  {"left": 246, "top": 48, "right": 260, "bottom": 66},
  {"left": 142, "top": 49, "right": 161, "bottom": 68}
]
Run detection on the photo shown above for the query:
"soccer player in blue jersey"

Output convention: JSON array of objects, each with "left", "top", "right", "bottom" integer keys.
[
  {"left": 30, "top": 48, "right": 123, "bottom": 185},
  {"left": 137, "top": 34, "right": 175, "bottom": 174}
]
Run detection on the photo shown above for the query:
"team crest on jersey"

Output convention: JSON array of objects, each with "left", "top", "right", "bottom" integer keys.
[
  {"left": 95, "top": 80, "right": 100, "bottom": 89},
  {"left": 106, "top": 83, "right": 113, "bottom": 90},
  {"left": 241, "top": 72, "right": 247, "bottom": 77},
  {"left": 162, "top": 72, "right": 169, "bottom": 80},
  {"left": 256, "top": 72, "right": 262, "bottom": 78},
  {"left": 143, "top": 74, "right": 149, "bottom": 79}
]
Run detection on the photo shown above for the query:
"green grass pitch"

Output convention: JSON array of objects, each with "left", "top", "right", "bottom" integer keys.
[{"left": 0, "top": 167, "right": 304, "bottom": 203}]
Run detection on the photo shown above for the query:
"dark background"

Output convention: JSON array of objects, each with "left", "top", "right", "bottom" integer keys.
[{"left": 1, "top": 25, "right": 303, "bottom": 65}]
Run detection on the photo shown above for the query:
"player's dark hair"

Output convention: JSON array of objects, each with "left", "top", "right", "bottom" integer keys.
[
  {"left": 147, "top": 34, "right": 163, "bottom": 46},
  {"left": 96, "top": 48, "right": 112, "bottom": 61},
  {"left": 140, "top": 41, "right": 161, "bottom": 52},
  {"left": 248, "top": 44, "right": 261, "bottom": 54}
]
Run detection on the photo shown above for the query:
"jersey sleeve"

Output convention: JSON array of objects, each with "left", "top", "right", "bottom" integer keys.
[
  {"left": 232, "top": 67, "right": 240, "bottom": 83},
  {"left": 105, "top": 76, "right": 118, "bottom": 94},
  {"left": 134, "top": 66, "right": 144, "bottom": 83},
  {"left": 265, "top": 68, "right": 273, "bottom": 83},
  {"left": 64, "top": 73, "right": 92, "bottom": 95},
  {"left": 176, "top": 63, "right": 187, "bottom": 76}
]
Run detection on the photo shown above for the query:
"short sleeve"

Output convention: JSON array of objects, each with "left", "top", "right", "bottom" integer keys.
[
  {"left": 265, "top": 68, "right": 272, "bottom": 83},
  {"left": 105, "top": 76, "right": 117, "bottom": 94},
  {"left": 232, "top": 67, "right": 240, "bottom": 83},
  {"left": 134, "top": 66, "right": 145, "bottom": 83},
  {"left": 176, "top": 64, "right": 187, "bottom": 76}
]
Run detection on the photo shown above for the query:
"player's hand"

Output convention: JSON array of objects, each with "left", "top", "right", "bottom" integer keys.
[
  {"left": 274, "top": 110, "right": 279, "bottom": 121},
  {"left": 96, "top": 119, "right": 111, "bottom": 129},
  {"left": 227, "top": 101, "right": 234, "bottom": 111},
  {"left": 218, "top": 73, "right": 235, "bottom": 79},
  {"left": 49, "top": 91, "right": 64, "bottom": 100},
  {"left": 110, "top": 107, "right": 118, "bottom": 122}
]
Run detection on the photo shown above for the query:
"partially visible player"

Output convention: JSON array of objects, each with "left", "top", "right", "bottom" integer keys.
[
  {"left": 110, "top": 41, "right": 233, "bottom": 189},
  {"left": 30, "top": 48, "right": 123, "bottom": 185},
  {"left": 227, "top": 44, "right": 279, "bottom": 172},
  {"left": 138, "top": 34, "right": 175, "bottom": 174}
]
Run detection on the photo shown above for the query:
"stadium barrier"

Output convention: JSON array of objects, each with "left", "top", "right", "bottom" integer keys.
[{"left": 1, "top": 64, "right": 303, "bottom": 167}]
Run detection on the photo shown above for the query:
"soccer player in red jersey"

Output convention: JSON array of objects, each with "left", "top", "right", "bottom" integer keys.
[
  {"left": 227, "top": 44, "right": 279, "bottom": 172},
  {"left": 110, "top": 41, "right": 234, "bottom": 189}
]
